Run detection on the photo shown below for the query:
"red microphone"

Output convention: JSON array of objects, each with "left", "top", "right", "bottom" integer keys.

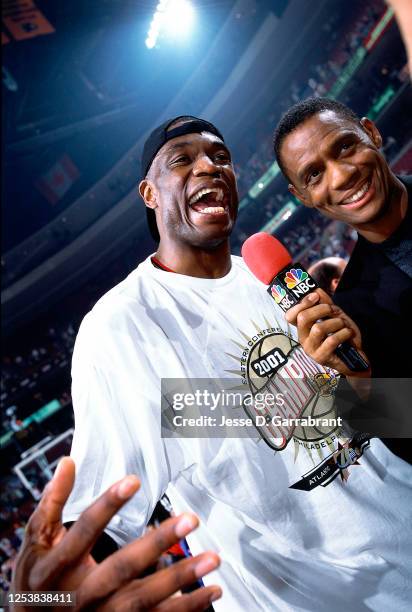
[
  {"left": 242, "top": 231, "right": 292, "bottom": 285},
  {"left": 242, "top": 232, "right": 369, "bottom": 372}
]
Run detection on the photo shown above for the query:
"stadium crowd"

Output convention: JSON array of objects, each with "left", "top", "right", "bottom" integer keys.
[{"left": 235, "top": 0, "right": 406, "bottom": 200}]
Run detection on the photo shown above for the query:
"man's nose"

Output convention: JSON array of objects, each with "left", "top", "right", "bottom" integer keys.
[
  {"left": 328, "top": 161, "right": 359, "bottom": 191},
  {"left": 193, "top": 155, "right": 221, "bottom": 176}
]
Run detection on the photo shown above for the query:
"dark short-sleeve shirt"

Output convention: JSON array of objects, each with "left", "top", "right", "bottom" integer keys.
[{"left": 334, "top": 175, "right": 412, "bottom": 378}]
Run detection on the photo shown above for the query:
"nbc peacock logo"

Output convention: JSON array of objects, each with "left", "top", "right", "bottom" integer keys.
[
  {"left": 270, "top": 284, "right": 286, "bottom": 304},
  {"left": 284, "top": 268, "right": 308, "bottom": 289}
]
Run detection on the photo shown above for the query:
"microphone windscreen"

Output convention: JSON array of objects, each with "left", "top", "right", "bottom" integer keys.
[{"left": 242, "top": 232, "right": 292, "bottom": 285}]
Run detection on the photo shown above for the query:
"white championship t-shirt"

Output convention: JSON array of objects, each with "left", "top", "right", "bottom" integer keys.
[{"left": 64, "top": 255, "right": 412, "bottom": 611}]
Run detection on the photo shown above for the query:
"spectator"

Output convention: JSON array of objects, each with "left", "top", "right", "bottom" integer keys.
[{"left": 308, "top": 257, "right": 348, "bottom": 295}]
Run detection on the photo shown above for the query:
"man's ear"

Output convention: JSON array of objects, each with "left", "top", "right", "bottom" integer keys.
[
  {"left": 138, "top": 179, "right": 157, "bottom": 210},
  {"left": 288, "top": 183, "right": 310, "bottom": 206},
  {"left": 360, "top": 117, "right": 382, "bottom": 148},
  {"left": 330, "top": 277, "right": 340, "bottom": 293}
]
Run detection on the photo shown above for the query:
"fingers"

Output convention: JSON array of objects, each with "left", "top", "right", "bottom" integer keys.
[
  {"left": 285, "top": 288, "right": 337, "bottom": 325},
  {"left": 285, "top": 291, "right": 320, "bottom": 325},
  {"left": 77, "top": 513, "right": 200, "bottom": 606},
  {"left": 27, "top": 457, "right": 75, "bottom": 535},
  {"left": 297, "top": 303, "right": 342, "bottom": 330},
  {"left": 152, "top": 585, "right": 223, "bottom": 611},
  {"left": 123, "top": 552, "right": 220, "bottom": 610},
  {"left": 285, "top": 296, "right": 326, "bottom": 327},
  {"left": 310, "top": 327, "right": 355, "bottom": 364},
  {"left": 33, "top": 474, "right": 140, "bottom": 587},
  {"left": 98, "top": 582, "right": 222, "bottom": 612},
  {"left": 284, "top": 289, "right": 368, "bottom": 374},
  {"left": 305, "top": 317, "right": 347, "bottom": 353},
  {"left": 289, "top": 303, "right": 340, "bottom": 343},
  {"left": 45, "top": 458, "right": 76, "bottom": 524}
]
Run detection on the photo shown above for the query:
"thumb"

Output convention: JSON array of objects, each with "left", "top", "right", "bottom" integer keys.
[
  {"left": 316, "top": 287, "right": 333, "bottom": 305},
  {"left": 40, "top": 457, "right": 76, "bottom": 526}
]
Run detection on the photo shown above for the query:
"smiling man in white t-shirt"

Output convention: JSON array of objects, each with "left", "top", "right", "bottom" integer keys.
[{"left": 63, "top": 116, "right": 412, "bottom": 611}]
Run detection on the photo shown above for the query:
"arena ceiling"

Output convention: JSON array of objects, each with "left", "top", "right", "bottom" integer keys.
[{"left": 3, "top": 0, "right": 283, "bottom": 251}]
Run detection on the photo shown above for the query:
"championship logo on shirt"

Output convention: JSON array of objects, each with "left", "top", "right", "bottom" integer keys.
[
  {"left": 225, "top": 320, "right": 371, "bottom": 488},
  {"left": 225, "top": 322, "right": 341, "bottom": 454}
]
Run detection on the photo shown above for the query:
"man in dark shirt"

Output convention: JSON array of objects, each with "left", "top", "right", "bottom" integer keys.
[
  {"left": 272, "top": 97, "right": 411, "bottom": 461},
  {"left": 333, "top": 174, "right": 411, "bottom": 377}
]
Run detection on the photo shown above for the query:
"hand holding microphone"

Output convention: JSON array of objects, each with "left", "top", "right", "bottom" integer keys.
[{"left": 242, "top": 233, "right": 370, "bottom": 378}]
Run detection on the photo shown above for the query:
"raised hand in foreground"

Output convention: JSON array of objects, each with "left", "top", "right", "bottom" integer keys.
[{"left": 11, "top": 457, "right": 221, "bottom": 611}]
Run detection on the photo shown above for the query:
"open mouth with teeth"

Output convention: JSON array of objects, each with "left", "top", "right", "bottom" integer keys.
[
  {"left": 341, "top": 180, "right": 371, "bottom": 206},
  {"left": 188, "top": 187, "right": 228, "bottom": 215}
]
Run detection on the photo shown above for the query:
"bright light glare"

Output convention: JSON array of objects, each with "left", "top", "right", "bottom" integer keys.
[
  {"left": 145, "top": 0, "right": 195, "bottom": 49},
  {"left": 163, "top": 0, "right": 195, "bottom": 36}
]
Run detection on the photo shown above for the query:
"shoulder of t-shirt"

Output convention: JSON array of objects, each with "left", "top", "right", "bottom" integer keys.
[
  {"left": 93, "top": 258, "right": 158, "bottom": 308},
  {"left": 231, "top": 254, "right": 267, "bottom": 286},
  {"left": 77, "top": 259, "right": 157, "bottom": 335}
]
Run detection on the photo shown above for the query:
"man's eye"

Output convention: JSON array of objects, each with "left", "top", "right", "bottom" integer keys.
[
  {"left": 214, "top": 152, "right": 231, "bottom": 163},
  {"left": 341, "top": 141, "right": 354, "bottom": 152},
  {"left": 308, "top": 169, "right": 321, "bottom": 182},
  {"left": 171, "top": 155, "right": 190, "bottom": 165}
]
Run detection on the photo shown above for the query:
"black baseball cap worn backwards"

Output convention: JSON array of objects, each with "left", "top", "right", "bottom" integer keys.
[{"left": 141, "top": 115, "right": 225, "bottom": 242}]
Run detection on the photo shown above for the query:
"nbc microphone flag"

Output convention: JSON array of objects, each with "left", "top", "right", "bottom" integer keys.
[{"left": 284, "top": 268, "right": 309, "bottom": 289}]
